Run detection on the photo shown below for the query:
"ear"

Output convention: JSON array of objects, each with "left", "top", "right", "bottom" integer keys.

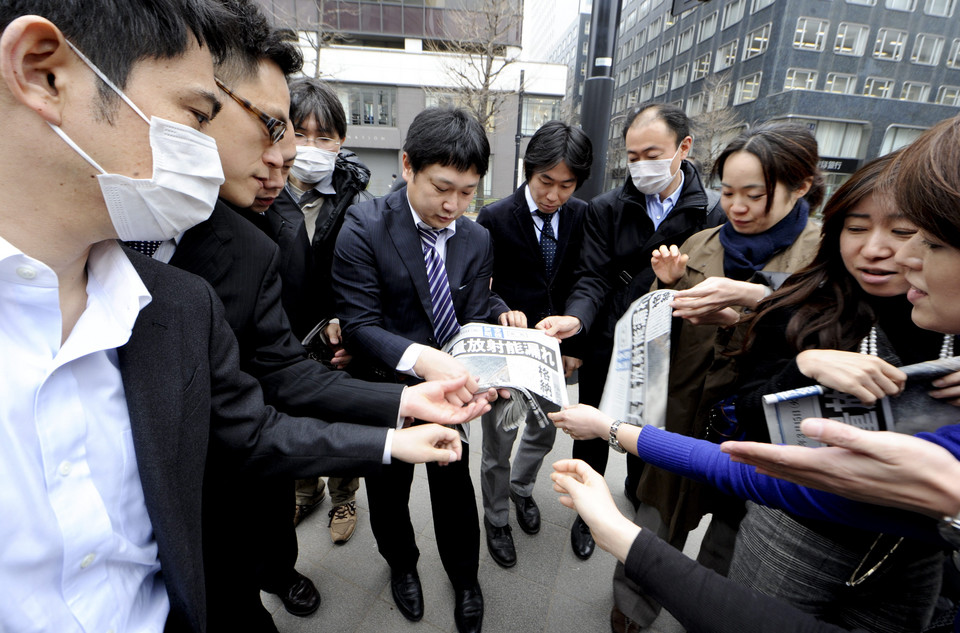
[
  {"left": 678, "top": 135, "right": 693, "bottom": 159},
  {"left": 401, "top": 151, "right": 415, "bottom": 181},
  {"left": 0, "top": 16, "right": 74, "bottom": 125},
  {"left": 794, "top": 176, "right": 814, "bottom": 200}
]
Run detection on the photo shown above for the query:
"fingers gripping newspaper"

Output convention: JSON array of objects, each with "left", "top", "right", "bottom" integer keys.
[
  {"left": 599, "top": 290, "right": 676, "bottom": 428},
  {"left": 443, "top": 323, "right": 568, "bottom": 431}
]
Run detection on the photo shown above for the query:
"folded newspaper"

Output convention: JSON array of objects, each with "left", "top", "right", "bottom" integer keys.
[
  {"left": 599, "top": 289, "right": 676, "bottom": 428},
  {"left": 763, "top": 356, "right": 960, "bottom": 446},
  {"left": 443, "top": 323, "right": 568, "bottom": 431}
]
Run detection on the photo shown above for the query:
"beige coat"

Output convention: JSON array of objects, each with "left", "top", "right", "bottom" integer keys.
[{"left": 637, "top": 220, "right": 821, "bottom": 538}]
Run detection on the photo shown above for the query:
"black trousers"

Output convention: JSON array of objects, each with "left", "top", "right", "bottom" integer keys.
[{"left": 365, "top": 441, "right": 480, "bottom": 590}]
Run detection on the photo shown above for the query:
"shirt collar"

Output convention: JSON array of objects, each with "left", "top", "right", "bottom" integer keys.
[{"left": 646, "top": 169, "right": 685, "bottom": 211}]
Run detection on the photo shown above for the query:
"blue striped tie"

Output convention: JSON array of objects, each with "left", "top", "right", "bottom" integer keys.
[{"left": 417, "top": 224, "right": 461, "bottom": 346}]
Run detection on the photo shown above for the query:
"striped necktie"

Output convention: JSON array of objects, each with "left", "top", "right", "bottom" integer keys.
[
  {"left": 535, "top": 210, "right": 557, "bottom": 277},
  {"left": 417, "top": 224, "right": 460, "bottom": 346}
]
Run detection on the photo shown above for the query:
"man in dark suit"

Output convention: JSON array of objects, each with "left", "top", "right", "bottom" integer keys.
[
  {"left": 0, "top": 3, "right": 468, "bottom": 631},
  {"left": 474, "top": 121, "right": 592, "bottom": 568},
  {"left": 332, "top": 107, "right": 512, "bottom": 633}
]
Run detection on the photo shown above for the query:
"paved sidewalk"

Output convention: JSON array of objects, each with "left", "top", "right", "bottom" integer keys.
[{"left": 262, "top": 385, "right": 705, "bottom": 633}]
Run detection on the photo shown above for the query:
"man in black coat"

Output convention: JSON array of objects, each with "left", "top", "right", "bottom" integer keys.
[
  {"left": 538, "top": 103, "right": 724, "bottom": 564},
  {"left": 475, "top": 121, "right": 592, "bottom": 568}
]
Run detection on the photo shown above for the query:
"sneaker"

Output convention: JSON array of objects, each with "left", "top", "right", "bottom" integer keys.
[{"left": 328, "top": 501, "right": 357, "bottom": 544}]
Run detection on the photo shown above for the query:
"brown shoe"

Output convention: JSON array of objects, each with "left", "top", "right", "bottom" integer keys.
[
  {"left": 610, "top": 605, "right": 643, "bottom": 633},
  {"left": 328, "top": 501, "right": 357, "bottom": 544}
]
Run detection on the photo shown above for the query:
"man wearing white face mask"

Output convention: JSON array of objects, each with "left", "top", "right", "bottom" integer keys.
[{"left": 537, "top": 103, "right": 724, "bottom": 571}]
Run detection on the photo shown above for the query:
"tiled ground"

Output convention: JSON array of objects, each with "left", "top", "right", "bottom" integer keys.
[{"left": 261, "top": 385, "right": 706, "bottom": 633}]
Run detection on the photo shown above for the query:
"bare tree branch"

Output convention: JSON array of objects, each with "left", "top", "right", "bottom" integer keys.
[{"left": 690, "top": 72, "right": 743, "bottom": 179}]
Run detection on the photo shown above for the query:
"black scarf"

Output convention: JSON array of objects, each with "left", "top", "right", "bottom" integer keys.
[{"left": 719, "top": 198, "right": 809, "bottom": 280}]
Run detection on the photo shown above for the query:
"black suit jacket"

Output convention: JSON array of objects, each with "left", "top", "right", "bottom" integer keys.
[
  {"left": 170, "top": 200, "right": 404, "bottom": 421},
  {"left": 476, "top": 185, "right": 587, "bottom": 356},
  {"left": 332, "top": 189, "right": 507, "bottom": 374},
  {"left": 119, "top": 253, "right": 387, "bottom": 632}
]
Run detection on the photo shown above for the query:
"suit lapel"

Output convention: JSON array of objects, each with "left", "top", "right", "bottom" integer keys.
[
  {"left": 385, "top": 193, "right": 435, "bottom": 323},
  {"left": 168, "top": 201, "right": 233, "bottom": 288}
]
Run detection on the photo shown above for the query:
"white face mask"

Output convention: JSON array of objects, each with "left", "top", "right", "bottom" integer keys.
[
  {"left": 628, "top": 146, "right": 682, "bottom": 195},
  {"left": 290, "top": 145, "right": 338, "bottom": 184},
  {"left": 48, "top": 41, "right": 224, "bottom": 241}
]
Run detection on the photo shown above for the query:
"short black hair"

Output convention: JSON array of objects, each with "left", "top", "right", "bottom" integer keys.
[
  {"left": 622, "top": 102, "right": 691, "bottom": 145},
  {"left": 403, "top": 107, "right": 490, "bottom": 176},
  {"left": 214, "top": 0, "right": 303, "bottom": 84},
  {"left": 0, "top": 0, "right": 235, "bottom": 93},
  {"left": 288, "top": 77, "right": 347, "bottom": 139},
  {"left": 523, "top": 120, "right": 593, "bottom": 187}
]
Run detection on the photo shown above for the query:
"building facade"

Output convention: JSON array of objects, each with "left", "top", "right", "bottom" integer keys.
[{"left": 606, "top": 0, "right": 960, "bottom": 194}]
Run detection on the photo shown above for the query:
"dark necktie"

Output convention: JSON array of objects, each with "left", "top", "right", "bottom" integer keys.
[
  {"left": 535, "top": 210, "right": 557, "bottom": 277},
  {"left": 417, "top": 224, "right": 461, "bottom": 346},
  {"left": 124, "top": 240, "right": 163, "bottom": 258}
]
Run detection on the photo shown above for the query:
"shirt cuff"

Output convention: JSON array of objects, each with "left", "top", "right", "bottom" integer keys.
[
  {"left": 382, "top": 428, "right": 394, "bottom": 464},
  {"left": 397, "top": 387, "right": 413, "bottom": 428},
  {"left": 397, "top": 343, "right": 426, "bottom": 377}
]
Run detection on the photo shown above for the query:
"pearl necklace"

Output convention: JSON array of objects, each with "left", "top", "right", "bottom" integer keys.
[{"left": 859, "top": 326, "right": 954, "bottom": 359}]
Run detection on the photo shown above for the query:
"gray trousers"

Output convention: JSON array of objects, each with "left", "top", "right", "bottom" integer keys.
[
  {"left": 613, "top": 498, "right": 745, "bottom": 626},
  {"left": 480, "top": 405, "right": 557, "bottom": 527}
]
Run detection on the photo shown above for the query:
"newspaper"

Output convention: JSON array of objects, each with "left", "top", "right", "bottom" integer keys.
[
  {"left": 443, "top": 323, "right": 568, "bottom": 431},
  {"left": 599, "top": 289, "right": 676, "bottom": 428},
  {"left": 762, "top": 356, "right": 960, "bottom": 446}
]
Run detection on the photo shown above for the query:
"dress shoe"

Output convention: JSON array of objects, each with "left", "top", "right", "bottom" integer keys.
[
  {"left": 453, "top": 582, "right": 484, "bottom": 633},
  {"left": 390, "top": 568, "right": 424, "bottom": 621},
  {"left": 484, "top": 517, "right": 517, "bottom": 568},
  {"left": 610, "top": 605, "right": 643, "bottom": 633},
  {"left": 270, "top": 572, "right": 321, "bottom": 617},
  {"left": 510, "top": 490, "right": 541, "bottom": 535},
  {"left": 570, "top": 514, "right": 595, "bottom": 560}
]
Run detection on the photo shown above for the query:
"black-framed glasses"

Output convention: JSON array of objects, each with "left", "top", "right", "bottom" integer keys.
[{"left": 215, "top": 77, "right": 286, "bottom": 144}]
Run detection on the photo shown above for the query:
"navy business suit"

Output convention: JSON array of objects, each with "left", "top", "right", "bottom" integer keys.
[
  {"left": 332, "top": 188, "right": 502, "bottom": 588},
  {"left": 119, "top": 252, "right": 387, "bottom": 632}
]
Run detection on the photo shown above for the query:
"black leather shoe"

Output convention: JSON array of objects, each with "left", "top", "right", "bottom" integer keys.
[
  {"left": 510, "top": 490, "right": 541, "bottom": 535},
  {"left": 453, "top": 582, "right": 484, "bottom": 633},
  {"left": 273, "top": 572, "right": 321, "bottom": 617},
  {"left": 571, "top": 515, "right": 595, "bottom": 560},
  {"left": 390, "top": 569, "right": 424, "bottom": 622},
  {"left": 484, "top": 517, "right": 517, "bottom": 568}
]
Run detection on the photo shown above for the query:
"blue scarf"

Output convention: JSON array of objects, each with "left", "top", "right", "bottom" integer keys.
[{"left": 719, "top": 198, "right": 809, "bottom": 280}]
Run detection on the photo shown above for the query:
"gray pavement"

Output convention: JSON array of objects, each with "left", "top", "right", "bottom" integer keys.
[{"left": 262, "top": 385, "right": 706, "bottom": 633}]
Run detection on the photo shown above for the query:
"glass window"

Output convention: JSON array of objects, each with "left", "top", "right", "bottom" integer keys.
[
  {"left": 873, "top": 28, "right": 908, "bottom": 60},
  {"left": 648, "top": 16, "right": 662, "bottom": 40},
  {"left": 793, "top": 118, "right": 865, "bottom": 158},
  {"left": 692, "top": 52, "right": 712, "bottom": 81},
  {"left": 340, "top": 84, "right": 397, "bottom": 127},
  {"left": 723, "top": 0, "right": 746, "bottom": 29},
  {"left": 699, "top": 12, "right": 718, "bottom": 43},
  {"left": 744, "top": 23, "right": 772, "bottom": 59},
  {"left": 825, "top": 72, "right": 858, "bottom": 94},
  {"left": 521, "top": 97, "right": 562, "bottom": 135},
  {"left": 678, "top": 26, "right": 695, "bottom": 54},
  {"left": 900, "top": 81, "right": 930, "bottom": 101},
  {"left": 949, "top": 39, "right": 960, "bottom": 68},
  {"left": 655, "top": 73, "right": 669, "bottom": 97},
  {"left": 640, "top": 81, "right": 654, "bottom": 101},
  {"left": 880, "top": 126, "right": 925, "bottom": 155},
  {"left": 846, "top": 0, "right": 876, "bottom": 4},
  {"left": 644, "top": 50, "right": 659, "bottom": 73},
  {"left": 734, "top": 72, "right": 762, "bottom": 104},
  {"left": 673, "top": 63, "right": 689, "bottom": 89},
  {"left": 687, "top": 92, "right": 705, "bottom": 116},
  {"left": 885, "top": 0, "right": 917, "bottom": 9},
  {"left": 924, "top": 0, "right": 956, "bottom": 15},
  {"left": 627, "top": 88, "right": 639, "bottom": 108},
  {"left": 625, "top": 9, "right": 638, "bottom": 30},
  {"left": 715, "top": 39, "right": 739, "bottom": 71},
  {"left": 635, "top": 30, "right": 647, "bottom": 49},
  {"left": 834, "top": 23, "right": 870, "bottom": 56},
  {"left": 631, "top": 60, "right": 642, "bottom": 79},
  {"left": 665, "top": 13, "right": 678, "bottom": 31},
  {"left": 911, "top": 34, "right": 945, "bottom": 65},
  {"left": 863, "top": 76, "right": 895, "bottom": 98},
  {"left": 936, "top": 85, "right": 960, "bottom": 105},
  {"left": 709, "top": 83, "right": 731, "bottom": 111},
  {"left": 794, "top": 17, "right": 829, "bottom": 51},
  {"left": 751, "top": 0, "right": 775, "bottom": 12},
  {"left": 784, "top": 68, "right": 818, "bottom": 91},
  {"left": 661, "top": 39, "right": 674, "bottom": 63}
]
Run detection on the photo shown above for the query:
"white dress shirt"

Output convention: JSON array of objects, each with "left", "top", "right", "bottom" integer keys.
[
  {"left": 0, "top": 237, "right": 168, "bottom": 633},
  {"left": 524, "top": 183, "right": 560, "bottom": 236}
]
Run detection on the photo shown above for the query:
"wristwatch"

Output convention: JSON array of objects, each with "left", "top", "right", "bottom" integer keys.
[
  {"left": 609, "top": 419, "right": 627, "bottom": 453},
  {"left": 939, "top": 511, "right": 960, "bottom": 548}
]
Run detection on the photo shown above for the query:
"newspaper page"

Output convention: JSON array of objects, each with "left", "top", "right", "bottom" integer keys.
[
  {"left": 599, "top": 289, "right": 676, "bottom": 428},
  {"left": 762, "top": 356, "right": 960, "bottom": 446},
  {"left": 443, "top": 323, "right": 568, "bottom": 430}
]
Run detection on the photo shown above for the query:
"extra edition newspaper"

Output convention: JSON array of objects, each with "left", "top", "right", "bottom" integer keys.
[
  {"left": 599, "top": 289, "right": 676, "bottom": 429},
  {"left": 762, "top": 356, "right": 960, "bottom": 446}
]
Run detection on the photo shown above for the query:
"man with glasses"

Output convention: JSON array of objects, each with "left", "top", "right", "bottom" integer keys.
[{"left": 241, "top": 77, "right": 374, "bottom": 546}]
